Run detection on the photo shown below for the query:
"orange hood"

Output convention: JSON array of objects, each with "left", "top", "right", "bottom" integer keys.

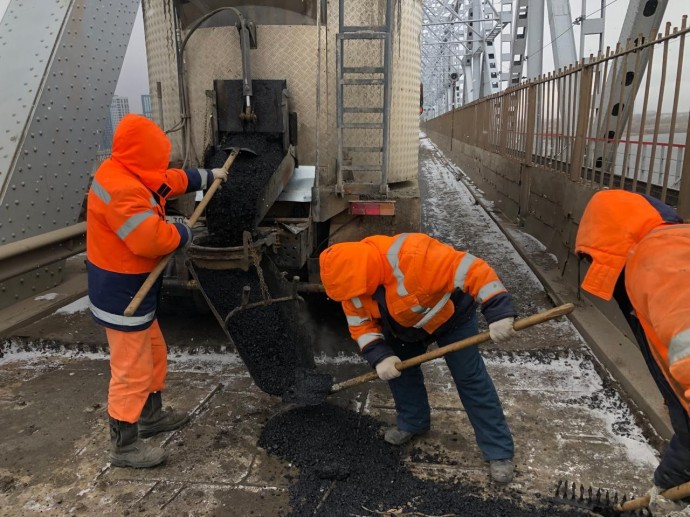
[
  {"left": 575, "top": 190, "right": 665, "bottom": 301},
  {"left": 319, "top": 242, "right": 384, "bottom": 301},
  {"left": 111, "top": 114, "right": 174, "bottom": 199}
]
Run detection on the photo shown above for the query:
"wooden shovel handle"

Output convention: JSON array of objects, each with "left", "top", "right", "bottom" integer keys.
[
  {"left": 614, "top": 480, "right": 690, "bottom": 512},
  {"left": 123, "top": 149, "right": 239, "bottom": 317},
  {"left": 330, "top": 303, "right": 575, "bottom": 394}
]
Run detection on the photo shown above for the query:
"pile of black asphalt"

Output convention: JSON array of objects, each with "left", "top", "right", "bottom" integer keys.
[
  {"left": 195, "top": 266, "right": 314, "bottom": 397},
  {"left": 204, "top": 132, "right": 285, "bottom": 247},
  {"left": 258, "top": 403, "right": 595, "bottom": 516}
]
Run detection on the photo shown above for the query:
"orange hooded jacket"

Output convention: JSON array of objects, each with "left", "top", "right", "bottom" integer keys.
[
  {"left": 86, "top": 114, "right": 213, "bottom": 331},
  {"left": 319, "top": 233, "right": 515, "bottom": 366},
  {"left": 575, "top": 190, "right": 690, "bottom": 411}
]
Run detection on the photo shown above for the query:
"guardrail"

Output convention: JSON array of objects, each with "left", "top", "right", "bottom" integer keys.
[
  {"left": 428, "top": 16, "right": 690, "bottom": 217},
  {"left": 0, "top": 222, "right": 86, "bottom": 284}
]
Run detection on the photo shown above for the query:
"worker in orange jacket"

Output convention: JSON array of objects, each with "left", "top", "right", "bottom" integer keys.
[
  {"left": 320, "top": 233, "right": 517, "bottom": 483},
  {"left": 576, "top": 190, "right": 690, "bottom": 514},
  {"left": 87, "top": 114, "right": 228, "bottom": 468}
]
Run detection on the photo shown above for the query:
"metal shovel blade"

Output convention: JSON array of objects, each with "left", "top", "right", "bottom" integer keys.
[{"left": 223, "top": 146, "right": 258, "bottom": 157}]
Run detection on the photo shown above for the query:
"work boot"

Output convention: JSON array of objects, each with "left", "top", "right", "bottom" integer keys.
[
  {"left": 138, "top": 392, "right": 190, "bottom": 438},
  {"left": 384, "top": 427, "right": 423, "bottom": 445},
  {"left": 489, "top": 459, "right": 514, "bottom": 484},
  {"left": 109, "top": 417, "right": 168, "bottom": 468}
]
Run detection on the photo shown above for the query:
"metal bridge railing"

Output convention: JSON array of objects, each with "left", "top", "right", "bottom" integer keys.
[{"left": 434, "top": 15, "right": 690, "bottom": 217}]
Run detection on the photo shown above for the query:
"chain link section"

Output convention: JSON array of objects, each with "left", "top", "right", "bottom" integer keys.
[{"left": 247, "top": 234, "right": 271, "bottom": 303}]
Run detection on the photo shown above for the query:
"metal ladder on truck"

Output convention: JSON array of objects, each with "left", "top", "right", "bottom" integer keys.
[{"left": 336, "top": 0, "right": 392, "bottom": 197}]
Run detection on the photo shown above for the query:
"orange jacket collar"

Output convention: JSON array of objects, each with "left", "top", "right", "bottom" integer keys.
[
  {"left": 111, "top": 114, "right": 174, "bottom": 200},
  {"left": 575, "top": 190, "right": 664, "bottom": 300}
]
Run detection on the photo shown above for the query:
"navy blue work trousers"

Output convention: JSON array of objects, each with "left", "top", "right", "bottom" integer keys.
[
  {"left": 386, "top": 313, "right": 514, "bottom": 461},
  {"left": 637, "top": 336, "right": 690, "bottom": 489}
]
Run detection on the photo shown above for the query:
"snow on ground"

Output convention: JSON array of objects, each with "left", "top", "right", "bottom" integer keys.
[
  {"left": 34, "top": 293, "right": 59, "bottom": 301},
  {"left": 418, "top": 134, "right": 658, "bottom": 476},
  {"left": 55, "top": 296, "right": 90, "bottom": 315},
  {"left": 415, "top": 134, "right": 549, "bottom": 305}
]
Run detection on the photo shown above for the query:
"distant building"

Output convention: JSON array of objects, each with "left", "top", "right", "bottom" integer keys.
[
  {"left": 110, "top": 95, "right": 130, "bottom": 129},
  {"left": 98, "top": 96, "right": 130, "bottom": 152},
  {"left": 141, "top": 94, "right": 152, "bottom": 119}
]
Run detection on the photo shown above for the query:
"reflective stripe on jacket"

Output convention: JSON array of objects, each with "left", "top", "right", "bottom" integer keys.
[
  {"left": 319, "top": 233, "right": 516, "bottom": 366},
  {"left": 86, "top": 114, "right": 212, "bottom": 331},
  {"left": 575, "top": 190, "right": 690, "bottom": 411}
]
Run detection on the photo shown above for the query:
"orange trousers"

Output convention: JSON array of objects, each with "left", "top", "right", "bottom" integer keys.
[{"left": 106, "top": 319, "right": 167, "bottom": 423}]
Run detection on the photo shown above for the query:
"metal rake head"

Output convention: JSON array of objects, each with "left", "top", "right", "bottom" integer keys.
[{"left": 550, "top": 479, "right": 652, "bottom": 516}]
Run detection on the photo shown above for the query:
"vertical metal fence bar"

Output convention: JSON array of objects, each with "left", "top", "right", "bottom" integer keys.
[
  {"left": 495, "top": 98, "right": 501, "bottom": 151},
  {"left": 549, "top": 74, "right": 558, "bottom": 166},
  {"left": 571, "top": 63, "right": 593, "bottom": 182},
  {"left": 526, "top": 82, "right": 536, "bottom": 165},
  {"left": 499, "top": 91, "right": 509, "bottom": 154},
  {"left": 508, "top": 92, "right": 514, "bottom": 156},
  {"left": 566, "top": 66, "right": 574, "bottom": 172},
  {"left": 539, "top": 77, "right": 546, "bottom": 163},
  {"left": 541, "top": 74, "right": 551, "bottom": 167},
  {"left": 514, "top": 91, "right": 520, "bottom": 156},
  {"left": 518, "top": 88, "right": 526, "bottom": 156},
  {"left": 512, "top": 91, "right": 517, "bottom": 157},
  {"left": 564, "top": 67, "right": 581, "bottom": 174},
  {"left": 487, "top": 99, "right": 493, "bottom": 151},
  {"left": 597, "top": 47, "right": 612, "bottom": 186},
  {"left": 521, "top": 86, "right": 528, "bottom": 156},
  {"left": 633, "top": 31, "right": 657, "bottom": 192},
  {"left": 610, "top": 43, "right": 631, "bottom": 188},
  {"left": 678, "top": 113, "right": 690, "bottom": 218},
  {"left": 647, "top": 24, "right": 672, "bottom": 196},
  {"left": 601, "top": 44, "right": 621, "bottom": 186},
  {"left": 485, "top": 100, "right": 491, "bottom": 150},
  {"left": 555, "top": 72, "right": 566, "bottom": 172},
  {"left": 620, "top": 37, "right": 644, "bottom": 189},
  {"left": 661, "top": 18, "right": 686, "bottom": 202},
  {"left": 585, "top": 51, "right": 603, "bottom": 184}
]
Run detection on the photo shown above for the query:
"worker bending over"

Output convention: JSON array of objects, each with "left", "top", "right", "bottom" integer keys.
[
  {"left": 576, "top": 190, "right": 690, "bottom": 515},
  {"left": 319, "top": 233, "right": 517, "bottom": 483},
  {"left": 87, "top": 114, "right": 227, "bottom": 468}
]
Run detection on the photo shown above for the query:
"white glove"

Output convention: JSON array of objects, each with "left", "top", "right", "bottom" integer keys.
[
  {"left": 376, "top": 356, "right": 402, "bottom": 381},
  {"left": 212, "top": 168, "right": 228, "bottom": 182},
  {"left": 647, "top": 485, "right": 687, "bottom": 515},
  {"left": 489, "top": 317, "right": 516, "bottom": 343}
]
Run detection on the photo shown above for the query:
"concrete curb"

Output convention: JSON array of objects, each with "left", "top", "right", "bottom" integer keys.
[{"left": 429, "top": 142, "right": 672, "bottom": 441}]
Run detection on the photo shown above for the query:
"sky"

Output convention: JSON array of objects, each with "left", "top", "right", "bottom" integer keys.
[{"left": 0, "top": 0, "right": 687, "bottom": 113}]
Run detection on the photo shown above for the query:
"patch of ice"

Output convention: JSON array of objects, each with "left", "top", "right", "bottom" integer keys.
[
  {"left": 510, "top": 230, "right": 547, "bottom": 252},
  {"left": 34, "top": 293, "right": 59, "bottom": 301},
  {"left": 167, "top": 352, "right": 247, "bottom": 374},
  {"left": 486, "top": 352, "right": 658, "bottom": 468},
  {"left": 0, "top": 341, "right": 109, "bottom": 366},
  {"left": 55, "top": 296, "right": 90, "bottom": 315},
  {"left": 314, "top": 352, "right": 361, "bottom": 365}
]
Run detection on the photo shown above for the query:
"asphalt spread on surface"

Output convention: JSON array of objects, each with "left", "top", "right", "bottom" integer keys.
[{"left": 258, "top": 403, "right": 595, "bottom": 516}]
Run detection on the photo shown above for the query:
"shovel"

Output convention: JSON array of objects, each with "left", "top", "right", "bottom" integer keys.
[
  {"left": 124, "top": 147, "right": 250, "bottom": 317},
  {"left": 282, "top": 303, "right": 575, "bottom": 405},
  {"left": 554, "top": 477, "right": 690, "bottom": 515},
  {"left": 612, "top": 480, "right": 690, "bottom": 513},
  {"left": 224, "top": 146, "right": 258, "bottom": 157}
]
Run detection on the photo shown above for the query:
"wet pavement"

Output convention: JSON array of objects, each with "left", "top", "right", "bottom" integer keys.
[{"left": 0, "top": 136, "right": 662, "bottom": 516}]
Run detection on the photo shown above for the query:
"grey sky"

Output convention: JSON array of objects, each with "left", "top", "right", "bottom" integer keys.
[{"left": 0, "top": 0, "right": 687, "bottom": 112}]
